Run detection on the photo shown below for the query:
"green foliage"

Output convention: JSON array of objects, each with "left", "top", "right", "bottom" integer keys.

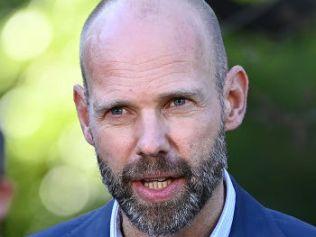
[
  {"left": 0, "top": 1, "right": 315, "bottom": 236},
  {"left": 225, "top": 29, "right": 316, "bottom": 224},
  {"left": 0, "top": 1, "right": 109, "bottom": 236}
]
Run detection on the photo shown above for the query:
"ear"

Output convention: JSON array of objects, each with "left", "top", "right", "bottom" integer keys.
[
  {"left": 73, "top": 85, "right": 94, "bottom": 145},
  {"left": 223, "top": 65, "right": 249, "bottom": 131},
  {"left": 0, "top": 178, "right": 13, "bottom": 220}
]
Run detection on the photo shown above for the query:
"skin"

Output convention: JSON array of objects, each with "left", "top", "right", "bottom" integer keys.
[{"left": 74, "top": 0, "right": 249, "bottom": 236}]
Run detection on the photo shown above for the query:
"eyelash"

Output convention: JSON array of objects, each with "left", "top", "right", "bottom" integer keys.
[
  {"left": 169, "top": 97, "right": 187, "bottom": 107},
  {"left": 109, "top": 107, "right": 124, "bottom": 116}
]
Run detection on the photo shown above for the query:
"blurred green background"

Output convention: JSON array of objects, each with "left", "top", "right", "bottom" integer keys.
[{"left": 0, "top": 0, "right": 315, "bottom": 236}]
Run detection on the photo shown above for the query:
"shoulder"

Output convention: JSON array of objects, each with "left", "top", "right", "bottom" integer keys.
[
  {"left": 266, "top": 208, "right": 316, "bottom": 237},
  {"left": 29, "top": 200, "right": 114, "bottom": 237},
  {"left": 230, "top": 175, "right": 316, "bottom": 237}
]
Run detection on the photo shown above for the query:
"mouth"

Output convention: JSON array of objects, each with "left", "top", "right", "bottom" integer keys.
[
  {"left": 132, "top": 175, "right": 186, "bottom": 203},
  {"left": 142, "top": 178, "right": 173, "bottom": 190}
]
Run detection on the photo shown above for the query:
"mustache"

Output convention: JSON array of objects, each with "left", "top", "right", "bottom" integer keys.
[{"left": 121, "top": 154, "right": 192, "bottom": 183}]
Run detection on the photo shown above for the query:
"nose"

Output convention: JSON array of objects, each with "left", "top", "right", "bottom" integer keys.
[{"left": 136, "top": 111, "right": 170, "bottom": 157}]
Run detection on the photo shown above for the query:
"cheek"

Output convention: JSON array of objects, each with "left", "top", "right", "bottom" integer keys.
[
  {"left": 169, "top": 109, "right": 222, "bottom": 163},
  {"left": 92, "top": 126, "right": 136, "bottom": 171}
]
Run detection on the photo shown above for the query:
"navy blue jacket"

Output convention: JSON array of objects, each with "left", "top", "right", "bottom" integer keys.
[{"left": 31, "top": 177, "right": 316, "bottom": 237}]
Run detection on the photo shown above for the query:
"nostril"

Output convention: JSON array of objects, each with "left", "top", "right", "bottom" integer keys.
[{"left": 136, "top": 138, "right": 168, "bottom": 156}]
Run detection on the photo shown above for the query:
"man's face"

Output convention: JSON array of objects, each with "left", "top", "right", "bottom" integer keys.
[{"left": 80, "top": 6, "right": 227, "bottom": 236}]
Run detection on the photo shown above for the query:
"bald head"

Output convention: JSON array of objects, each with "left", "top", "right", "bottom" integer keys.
[{"left": 80, "top": 0, "right": 227, "bottom": 97}]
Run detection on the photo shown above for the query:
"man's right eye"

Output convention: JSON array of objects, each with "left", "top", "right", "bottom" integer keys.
[
  {"left": 103, "top": 106, "right": 136, "bottom": 126},
  {"left": 110, "top": 107, "right": 124, "bottom": 116}
]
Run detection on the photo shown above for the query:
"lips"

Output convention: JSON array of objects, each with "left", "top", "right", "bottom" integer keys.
[{"left": 132, "top": 175, "right": 186, "bottom": 203}]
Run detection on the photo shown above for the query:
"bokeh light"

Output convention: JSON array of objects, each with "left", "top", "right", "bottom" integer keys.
[
  {"left": 39, "top": 165, "right": 90, "bottom": 217},
  {"left": 0, "top": 87, "right": 43, "bottom": 139},
  {"left": 1, "top": 8, "right": 52, "bottom": 61},
  {"left": 58, "top": 123, "right": 96, "bottom": 172}
]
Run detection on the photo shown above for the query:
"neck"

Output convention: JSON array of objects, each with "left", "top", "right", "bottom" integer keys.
[{"left": 121, "top": 179, "right": 225, "bottom": 237}]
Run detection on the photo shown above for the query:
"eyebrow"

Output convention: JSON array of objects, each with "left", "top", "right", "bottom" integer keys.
[
  {"left": 93, "top": 100, "right": 133, "bottom": 116},
  {"left": 157, "top": 88, "right": 206, "bottom": 102}
]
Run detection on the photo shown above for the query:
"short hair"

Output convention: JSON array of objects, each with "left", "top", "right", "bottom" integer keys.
[{"left": 79, "top": 0, "right": 227, "bottom": 98}]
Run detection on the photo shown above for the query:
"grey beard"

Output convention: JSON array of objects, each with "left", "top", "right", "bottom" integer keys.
[{"left": 97, "top": 128, "right": 227, "bottom": 236}]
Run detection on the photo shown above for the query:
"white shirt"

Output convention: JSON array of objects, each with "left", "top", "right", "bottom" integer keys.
[{"left": 110, "top": 169, "right": 236, "bottom": 237}]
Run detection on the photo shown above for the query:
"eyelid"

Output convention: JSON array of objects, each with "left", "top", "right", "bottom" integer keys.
[
  {"left": 107, "top": 106, "right": 127, "bottom": 116},
  {"left": 165, "top": 97, "right": 193, "bottom": 109},
  {"left": 170, "top": 97, "right": 186, "bottom": 106}
]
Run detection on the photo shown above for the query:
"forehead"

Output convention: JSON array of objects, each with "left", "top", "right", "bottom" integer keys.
[{"left": 82, "top": 0, "right": 214, "bottom": 97}]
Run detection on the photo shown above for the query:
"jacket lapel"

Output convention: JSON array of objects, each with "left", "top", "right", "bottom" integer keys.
[
  {"left": 229, "top": 176, "right": 285, "bottom": 237},
  {"left": 68, "top": 199, "right": 114, "bottom": 237}
]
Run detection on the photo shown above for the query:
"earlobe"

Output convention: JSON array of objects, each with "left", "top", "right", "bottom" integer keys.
[
  {"left": 223, "top": 65, "right": 249, "bottom": 131},
  {"left": 73, "top": 85, "right": 94, "bottom": 145}
]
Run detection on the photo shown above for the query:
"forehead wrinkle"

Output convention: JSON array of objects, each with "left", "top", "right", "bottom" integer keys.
[
  {"left": 93, "top": 59, "right": 192, "bottom": 80},
  {"left": 85, "top": 35, "right": 209, "bottom": 87},
  {"left": 97, "top": 53, "right": 188, "bottom": 66},
  {"left": 92, "top": 68, "right": 200, "bottom": 96},
  {"left": 93, "top": 70, "right": 193, "bottom": 95}
]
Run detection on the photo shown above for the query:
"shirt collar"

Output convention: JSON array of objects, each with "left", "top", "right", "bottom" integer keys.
[
  {"left": 210, "top": 169, "right": 236, "bottom": 237},
  {"left": 110, "top": 169, "right": 236, "bottom": 237}
]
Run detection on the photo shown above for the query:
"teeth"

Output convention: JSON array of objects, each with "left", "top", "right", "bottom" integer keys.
[{"left": 143, "top": 179, "right": 172, "bottom": 190}]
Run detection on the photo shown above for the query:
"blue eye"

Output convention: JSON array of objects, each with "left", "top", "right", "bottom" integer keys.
[
  {"left": 172, "top": 98, "right": 186, "bottom": 106},
  {"left": 110, "top": 107, "right": 123, "bottom": 115}
]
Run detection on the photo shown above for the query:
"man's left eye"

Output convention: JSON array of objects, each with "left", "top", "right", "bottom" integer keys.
[{"left": 171, "top": 97, "right": 186, "bottom": 107}]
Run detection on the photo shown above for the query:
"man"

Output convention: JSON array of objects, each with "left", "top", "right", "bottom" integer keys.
[{"left": 32, "top": 0, "right": 316, "bottom": 236}]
